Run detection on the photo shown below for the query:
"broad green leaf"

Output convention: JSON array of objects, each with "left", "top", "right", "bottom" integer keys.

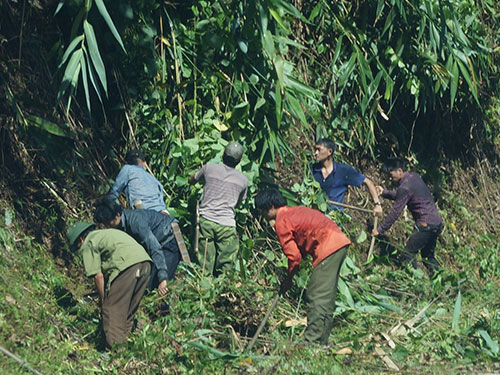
[
  {"left": 338, "top": 53, "right": 356, "bottom": 88},
  {"left": 94, "top": 0, "right": 126, "bottom": 52},
  {"left": 356, "top": 230, "right": 367, "bottom": 244},
  {"left": 255, "top": 97, "right": 266, "bottom": 111},
  {"left": 25, "top": 115, "right": 73, "bottom": 138},
  {"left": 84, "top": 20, "right": 107, "bottom": 95},
  {"left": 452, "top": 291, "right": 461, "bottom": 332},
  {"left": 273, "top": 55, "right": 284, "bottom": 90},
  {"left": 478, "top": 330, "right": 499, "bottom": 355}
]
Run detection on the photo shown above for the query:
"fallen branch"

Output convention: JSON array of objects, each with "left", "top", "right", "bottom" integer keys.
[{"left": 0, "top": 345, "right": 44, "bottom": 375}]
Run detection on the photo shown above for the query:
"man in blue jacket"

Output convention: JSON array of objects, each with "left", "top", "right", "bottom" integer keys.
[
  {"left": 107, "top": 149, "right": 168, "bottom": 213},
  {"left": 94, "top": 200, "right": 181, "bottom": 296}
]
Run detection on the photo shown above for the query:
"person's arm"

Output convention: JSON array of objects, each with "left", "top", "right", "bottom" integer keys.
[
  {"left": 189, "top": 166, "right": 205, "bottom": 185},
  {"left": 94, "top": 272, "right": 105, "bottom": 304},
  {"left": 373, "top": 187, "right": 411, "bottom": 235},
  {"left": 108, "top": 166, "right": 129, "bottom": 200},
  {"left": 275, "top": 218, "right": 302, "bottom": 281},
  {"left": 363, "top": 177, "right": 383, "bottom": 216}
]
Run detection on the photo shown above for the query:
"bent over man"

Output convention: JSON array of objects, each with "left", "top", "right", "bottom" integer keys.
[
  {"left": 255, "top": 189, "right": 351, "bottom": 345},
  {"left": 66, "top": 222, "right": 151, "bottom": 349},
  {"left": 107, "top": 149, "right": 168, "bottom": 213},
  {"left": 94, "top": 200, "right": 181, "bottom": 296},
  {"left": 372, "top": 158, "right": 443, "bottom": 276}
]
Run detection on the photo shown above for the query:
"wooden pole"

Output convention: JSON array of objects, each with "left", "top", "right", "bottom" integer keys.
[
  {"left": 246, "top": 293, "right": 280, "bottom": 351},
  {"left": 326, "top": 200, "right": 372, "bottom": 214},
  {"left": 367, "top": 216, "right": 378, "bottom": 260}
]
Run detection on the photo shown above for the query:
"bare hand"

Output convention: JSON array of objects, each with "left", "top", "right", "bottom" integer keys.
[
  {"left": 373, "top": 204, "right": 383, "bottom": 217},
  {"left": 158, "top": 280, "right": 168, "bottom": 296},
  {"left": 372, "top": 228, "right": 379, "bottom": 236},
  {"left": 376, "top": 186, "right": 384, "bottom": 195}
]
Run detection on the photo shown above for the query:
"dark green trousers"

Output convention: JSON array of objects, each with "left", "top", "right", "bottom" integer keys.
[
  {"left": 304, "top": 245, "right": 348, "bottom": 345},
  {"left": 197, "top": 217, "right": 238, "bottom": 276}
]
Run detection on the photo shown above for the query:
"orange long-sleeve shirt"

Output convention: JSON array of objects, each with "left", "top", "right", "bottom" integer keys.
[{"left": 274, "top": 206, "right": 351, "bottom": 273}]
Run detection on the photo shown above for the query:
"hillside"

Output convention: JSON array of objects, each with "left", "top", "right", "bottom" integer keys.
[{"left": 1, "top": 0, "right": 500, "bottom": 374}]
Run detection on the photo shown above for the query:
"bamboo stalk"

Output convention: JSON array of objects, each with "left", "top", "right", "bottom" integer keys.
[{"left": 246, "top": 293, "right": 280, "bottom": 351}]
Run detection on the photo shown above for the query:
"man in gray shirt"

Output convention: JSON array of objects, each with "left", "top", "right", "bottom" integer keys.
[{"left": 189, "top": 141, "right": 248, "bottom": 276}]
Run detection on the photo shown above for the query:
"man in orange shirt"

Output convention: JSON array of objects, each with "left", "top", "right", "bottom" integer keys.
[{"left": 254, "top": 189, "right": 351, "bottom": 345}]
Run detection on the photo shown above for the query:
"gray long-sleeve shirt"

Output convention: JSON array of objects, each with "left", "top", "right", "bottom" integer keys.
[
  {"left": 377, "top": 172, "right": 442, "bottom": 235},
  {"left": 121, "top": 209, "right": 178, "bottom": 282}
]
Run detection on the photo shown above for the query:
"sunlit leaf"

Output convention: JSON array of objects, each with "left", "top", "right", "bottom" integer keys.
[{"left": 94, "top": 0, "right": 126, "bottom": 52}]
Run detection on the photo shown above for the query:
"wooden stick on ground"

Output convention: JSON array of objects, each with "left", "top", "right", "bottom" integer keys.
[
  {"left": 0, "top": 345, "right": 44, "bottom": 375},
  {"left": 246, "top": 293, "right": 280, "bottom": 351}
]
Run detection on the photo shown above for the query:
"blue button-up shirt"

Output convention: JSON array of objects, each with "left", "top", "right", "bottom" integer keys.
[
  {"left": 310, "top": 161, "right": 366, "bottom": 210},
  {"left": 108, "top": 164, "right": 166, "bottom": 212},
  {"left": 121, "top": 209, "right": 179, "bottom": 282}
]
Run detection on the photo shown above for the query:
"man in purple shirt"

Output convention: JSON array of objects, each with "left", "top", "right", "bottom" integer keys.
[{"left": 372, "top": 158, "right": 443, "bottom": 276}]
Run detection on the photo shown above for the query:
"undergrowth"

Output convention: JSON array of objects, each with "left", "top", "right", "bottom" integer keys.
[{"left": 0, "top": 161, "right": 499, "bottom": 375}]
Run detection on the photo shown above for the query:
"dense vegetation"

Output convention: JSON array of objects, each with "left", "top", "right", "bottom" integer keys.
[{"left": 0, "top": 0, "right": 499, "bottom": 374}]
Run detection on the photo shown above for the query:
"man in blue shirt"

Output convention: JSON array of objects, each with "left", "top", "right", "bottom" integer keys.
[
  {"left": 107, "top": 149, "right": 168, "bottom": 213},
  {"left": 310, "top": 138, "right": 382, "bottom": 216},
  {"left": 94, "top": 199, "right": 181, "bottom": 296}
]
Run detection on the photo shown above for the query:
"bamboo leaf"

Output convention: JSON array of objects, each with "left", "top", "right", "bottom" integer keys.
[
  {"left": 452, "top": 291, "right": 461, "bottom": 332},
  {"left": 83, "top": 47, "right": 103, "bottom": 105},
  {"left": 275, "top": 85, "right": 282, "bottom": 127},
  {"left": 285, "top": 92, "right": 307, "bottom": 127},
  {"left": 94, "top": 0, "right": 126, "bottom": 53},
  {"left": 58, "top": 35, "right": 84, "bottom": 69},
  {"left": 25, "top": 115, "right": 74, "bottom": 138},
  {"left": 450, "top": 61, "right": 459, "bottom": 108},
  {"left": 456, "top": 59, "right": 479, "bottom": 104},
  {"left": 83, "top": 20, "right": 107, "bottom": 95},
  {"left": 57, "top": 48, "right": 83, "bottom": 103},
  {"left": 337, "top": 278, "right": 354, "bottom": 308},
  {"left": 478, "top": 330, "right": 499, "bottom": 355},
  {"left": 80, "top": 50, "right": 91, "bottom": 113}
]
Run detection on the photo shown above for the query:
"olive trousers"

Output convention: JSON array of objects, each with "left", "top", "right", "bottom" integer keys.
[
  {"left": 197, "top": 217, "right": 238, "bottom": 276},
  {"left": 304, "top": 245, "right": 348, "bottom": 345},
  {"left": 102, "top": 261, "right": 151, "bottom": 349}
]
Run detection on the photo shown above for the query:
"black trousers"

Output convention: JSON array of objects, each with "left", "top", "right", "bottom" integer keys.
[{"left": 403, "top": 222, "right": 443, "bottom": 276}]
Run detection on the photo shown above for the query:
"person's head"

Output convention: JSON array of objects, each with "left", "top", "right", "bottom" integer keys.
[
  {"left": 254, "top": 189, "right": 286, "bottom": 221},
  {"left": 94, "top": 199, "right": 123, "bottom": 228},
  {"left": 314, "top": 138, "right": 335, "bottom": 163},
  {"left": 381, "top": 157, "right": 406, "bottom": 183},
  {"left": 125, "top": 149, "right": 147, "bottom": 167},
  {"left": 223, "top": 141, "right": 244, "bottom": 168},
  {"left": 66, "top": 222, "right": 96, "bottom": 252}
]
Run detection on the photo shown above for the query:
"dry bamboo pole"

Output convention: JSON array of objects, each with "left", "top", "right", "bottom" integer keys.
[
  {"left": 246, "top": 293, "right": 280, "bottom": 351},
  {"left": 326, "top": 200, "right": 372, "bottom": 214}
]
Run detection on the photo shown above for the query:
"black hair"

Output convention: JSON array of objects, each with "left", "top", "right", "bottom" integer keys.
[
  {"left": 94, "top": 199, "right": 123, "bottom": 224},
  {"left": 125, "top": 149, "right": 146, "bottom": 165},
  {"left": 254, "top": 189, "right": 286, "bottom": 212},
  {"left": 316, "top": 138, "right": 335, "bottom": 153},
  {"left": 222, "top": 154, "right": 239, "bottom": 168},
  {"left": 381, "top": 157, "right": 407, "bottom": 173}
]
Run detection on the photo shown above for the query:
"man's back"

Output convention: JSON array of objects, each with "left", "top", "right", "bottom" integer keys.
[
  {"left": 195, "top": 163, "right": 248, "bottom": 227},
  {"left": 109, "top": 164, "right": 165, "bottom": 211}
]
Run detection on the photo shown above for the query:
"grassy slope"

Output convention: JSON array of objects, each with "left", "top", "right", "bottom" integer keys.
[{"left": 0, "top": 160, "right": 499, "bottom": 375}]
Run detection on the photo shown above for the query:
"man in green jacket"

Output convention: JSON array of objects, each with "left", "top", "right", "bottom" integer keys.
[{"left": 67, "top": 222, "right": 152, "bottom": 349}]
